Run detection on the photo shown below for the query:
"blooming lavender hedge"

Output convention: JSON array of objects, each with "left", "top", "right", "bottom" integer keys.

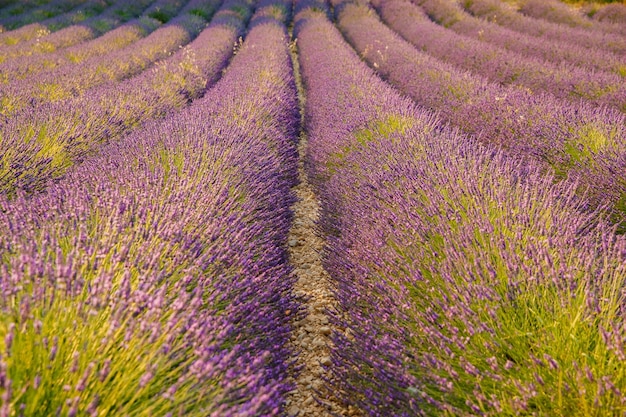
[
  {"left": 461, "top": 0, "right": 626, "bottom": 56},
  {"left": 518, "top": 0, "right": 626, "bottom": 37},
  {"left": 518, "top": 0, "right": 592, "bottom": 27},
  {"left": 412, "top": 0, "right": 626, "bottom": 78},
  {"left": 593, "top": 3, "right": 626, "bottom": 26},
  {"left": 0, "top": 0, "right": 84, "bottom": 20},
  {"left": 296, "top": 3, "right": 626, "bottom": 415},
  {"left": 336, "top": 0, "right": 626, "bottom": 231},
  {"left": 0, "top": 0, "right": 90, "bottom": 30},
  {"left": 0, "top": 0, "right": 156, "bottom": 63},
  {"left": 370, "top": 0, "right": 626, "bottom": 112},
  {"left": 0, "top": 13, "right": 161, "bottom": 82},
  {"left": 0, "top": 0, "right": 250, "bottom": 196},
  {"left": 0, "top": 0, "right": 117, "bottom": 47},
  {"left": 0, "top": 0, "right": 204, "bottom": 113},
  {"left": 0, "top": 3, "right": 300, "bottom": 414}
]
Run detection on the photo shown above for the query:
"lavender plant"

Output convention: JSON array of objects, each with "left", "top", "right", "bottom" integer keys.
[
  {"left": 0, "top": 0, "right": 97, "bottom": 30},
  {"left": 0, "top": 0, "right": 117, "bottom": 46},
  {"left": 411, "top": 0, "right": 626, "bottom": 77},
  {"left": 461, "top": 0, "right": 626, "bottom": 56},
  {"left": 517, "top": 0, "right": 626, "bottom": 37},
  {"left": 369, "top": 0, "right": 626, "bottom": 112},
  {"left": 518, "top": 0, "right": 593, "bottom": 28},
  {"left": 0, "top": 0, "right": 207, "bottom": 82},
  {"left": 0, "top": 15, "right": 161, "bottom": 82},
  {"left": 0, "top": 3, "right": 300, "bottom": 414},
  {"left": 336, "top": 0, "right": 626, "bottom": 230},
  {"left": 0, "top": 1, "right": 206, "bottom": 115},
  {"left": 593, "top": 3, "right": 626, "bottom": 25},
  {"left": 0, "top": 0, "right": 247, "bottom": 196},
  {"left": 295, "top": 4, "right": 626, "bottom": 415},
  {"left": 0, "top": 0, "right": 156, "bottom": 63}
]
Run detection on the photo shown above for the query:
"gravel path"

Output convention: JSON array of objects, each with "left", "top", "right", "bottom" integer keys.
[{"left": 284, "top": 38, "right": 358, "bottom": 417}]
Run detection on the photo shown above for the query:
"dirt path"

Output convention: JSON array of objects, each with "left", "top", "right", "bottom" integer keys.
[{"left": 284, "top": 38, "right": 357, "bottom": 417}]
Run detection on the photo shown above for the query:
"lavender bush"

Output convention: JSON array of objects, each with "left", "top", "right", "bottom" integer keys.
[
  {"left": 0, "top": 0, "right": 117, "bottom": 46},
  {"left": 0, "top": 0, "right": 247, "bottom": 196},
  {"left": 367, "top": 0, "right": 626, "bottom": 112},
  {"left": 411, "top": 0, "right": 626, "bottom": 77},
  {"left": 336, "top": 0, "right": 626, "bottom": 230},
  {"left": 461, "top": 0, "right": 626, "bottom": 56},
  {"left": 0, "top": 13, "right": 161, "bottom": 82},
  {"left": 0, "top": 0, "right": 90, "bottom": 30},
  {"left": 0, "top": 0, "right": 207, "bottom": 116},
  {"left": 0, "top": 0, "right": 156, "bottom": 63},
  {"left": 593, "top": 3, "right": 626, "bottom": 25},
  {"left": 518, "top": 0, "right": 593, "bottom": 28},
  {"left": 518, "top": 0, "right": 626, "bottom": 37},
  {"left": 295, "top": 4, "right": 626, "bottom": 415},
  {"left": 0, "top": 2, "right": 300, "bottom": 414}
]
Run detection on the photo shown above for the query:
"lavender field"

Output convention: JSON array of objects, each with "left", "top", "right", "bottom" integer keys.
[{"left": 0, "top": 0, "right": 624, "bottom": 415}]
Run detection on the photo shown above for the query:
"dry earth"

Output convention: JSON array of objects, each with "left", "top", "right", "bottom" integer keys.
[{"left": 284, "top": 38, "right": 360, "bottom": 417}]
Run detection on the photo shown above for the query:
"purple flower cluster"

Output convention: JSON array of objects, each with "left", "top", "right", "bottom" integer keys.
[
  {"left": 462, "top": 0, "right": 626, "bottom": 56},
  {"left": 0, "top": 0, "right": 112, "bottom": 46},
  {"left": 412, "top": 0, "right": 626, "bottom": 77},
  {"left": 0, "top": 0, "right": 90, "bottom": 31},
  {"left": 0, "top": 1, "right": 300, "bottom": 414},
  {"left": 0, "top": 0, "right": 156, "bottom": 62},
  {"left": 518, "top": 0, "right": 594, "bottom": 28},
  {"left": 593, "top": 3, "right": 626, "bottom": 26},
  {"left": 0, "top": 10, "right": 161, "bottom": 82},
  {"left": 335, "top": 0, "right": 626, "bottom": 230},
  {"left": 517, "top": 0, "right": 626, "bottom": 37},
  {"left": 296, "top": 4, "right": 625, "bottom": 415},
  {"left": 0, "top": 0, "right": 245, "bottom": 195},
  {"left": 367, "top": 0, "right": 626, "bottom": 112},
  {"left": 1, "top": 0, "right": 207, "bottom": 114}
]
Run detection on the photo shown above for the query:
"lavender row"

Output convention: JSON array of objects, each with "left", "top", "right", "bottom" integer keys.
[
  {"left": 0, "top": 6, "right": 299, "bottom": 414},
  {"left": 0, "top": 0, "right": 198, "bottom": 81},
  {"left": 461, "top": 0, "right": 626, "bottom": 56},
  {"left": 0, "top": 16, "right": 161, "bottom": 82},
  {"left": 295, "top": 5, "right": 626, "bottom": 415},
  {"left": 412, "top": 0, "right": 626, "bottom": 78},
  {"left": 0, "top": 0, "right": 206, "bottom": 116},
  {"left": 0, "top": 0, "right": 247, "bottom": 196},
  {"left": 372, "top": 0, "right": 626, "bottom": 112},
  {"left": 592, "top": 3, "right": 626, "bottom": 26},
  {"left": 0, "top": 0, "right": 116, "bottom": 47},
  {"left": 0, "top": 0, "right": 155, "bottom": 63},
  {"left": 337, "top": 0, "right": 626, "bottom": 230},
  {"left": 0, "top": 0, "right": 78, "bottom": 23},
  {"left": 517, "top": 0, "right": 626, "bottom": 38},
  {"left": 0, "top": 0, "right": 87, "bottom": 29}
]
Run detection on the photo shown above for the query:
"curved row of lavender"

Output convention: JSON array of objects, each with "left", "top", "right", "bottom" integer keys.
[
  {"left": 0, "top": 0, "right": 251, "bottom": 196},
  {"left": 0, "top": 0, "right": 115, "bottom": 46},
  {"left": 0, "top": 0, "right": 83, "bottom": 22},
  {"left": 461, "top": 0, "right": 626, "bottom": 56},
  {"left": 362, "top": 0, "right": 626, "bottom": 112},
  {"left": 592, "top": 3, "right": 626, "bottom": 26},
  {"left": 517, "top": 0, "right": 626, "bottom": 37},
  {"left": 411, "top": 0, "right": 625, "bottom": 78},
  {"left": 335, "top": 0, "right": 626, "bottom": 231},
  {"left": 0, "top": 0, "right": 206, "bottom": 114},
  {"left": 296, "top": 2, "right": 625, "bottom": 415},
  {"left": 0, "top": 0, "right": 156, "bottom": 63},
  {"left": 0, "top": 1, "right": 300, "bottom": 414},
  {"left": 0, "top": 0, "right": 169, "bottom": 81},
  {"left": 0, "top": 16, "right": 160, "bottom": 82},
  {"left": 0, "top": 0, "right": 88, "bottom": 30}
]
